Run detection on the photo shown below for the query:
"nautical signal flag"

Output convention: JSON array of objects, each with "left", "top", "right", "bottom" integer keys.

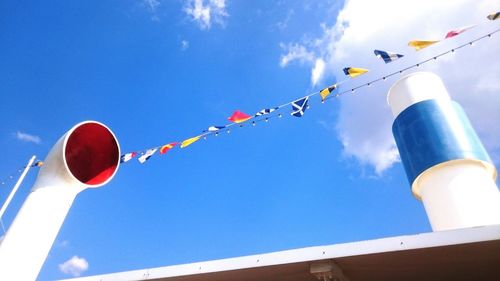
[
  {"left": 445, "top": 25, "right": 474, "bottom": 39},
  {"left": 374, "top": 50, "right": 404, "bottom": 63},
  {"left": 160, "top": 142, "right": 178, "bottom": 154},
  {"left": 181, "top": 135, "right": 201, "bottom": 148},
  {"left": 120, "top": 152, "right": 137, "bottom": 163},
  {"left": 138, "top": 148, "right": 157, "bottom": 164},
  {"left": 320, "top": 84, "right": 337, "bottom": 101},
  {"left": 408, "top": 40, "right": 439, "bottom": 50},
  {"left": 31, "top": 161, "right": 44, "bottom": 167},
  {"left": 255, "top": 107, "right": 278, "bottom": 117},
  {"left": 343, "top": 67, "right": 368, "bottom": 78},
  {"left": 487, "top": 12, "right": 499, "bottom": 20},
  {"left": 205, "top": 126, "right": 226, "bottom": 132},
  {"left": 291, "top": 96, "right": 309, "bottom": 117},
  {"left": 228, "top": 110, "right": 252, "bottom": 123}
]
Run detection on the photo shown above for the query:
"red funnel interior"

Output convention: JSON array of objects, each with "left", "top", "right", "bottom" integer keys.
[{"left": 65, "top": 123, "right": 119, "bottom": 186}]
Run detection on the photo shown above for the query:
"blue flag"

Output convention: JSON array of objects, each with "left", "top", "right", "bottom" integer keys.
[
  {"left": 255, "top": 107, "right": 278, "bottom": 117},
  {"left": 291, "top": 97, "right": 309, "bottom": 117},
  {"left": 374, "top": 50, "right": 404, "bottom": 63}
]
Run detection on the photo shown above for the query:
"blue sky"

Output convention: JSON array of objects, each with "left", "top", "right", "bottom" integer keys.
[{"left": 0, "top": 0, "right": 499, "bottom": 280}]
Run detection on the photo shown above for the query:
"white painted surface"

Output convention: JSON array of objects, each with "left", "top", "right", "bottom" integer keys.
[
  {"left": 60, "top": 225, "right": 500, "bottom": 281},
  {"left": 0, "top": 133, "right": 83, "bottom": 281},
  {"left": 417, "top": 161, "right": 500, "bottom": 231},
  {"left": 0, "top": 155, "right": 36, "bottom": 220},
  {"left": 387, "top": 72, "right": 450, "bottom": 118},
  {"left": 0, "top": 121, "right": 119, "bottom": 281}
]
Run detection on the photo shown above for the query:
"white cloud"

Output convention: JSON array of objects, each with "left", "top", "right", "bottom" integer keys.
[
  {"left": 181, "top": 40, "right": 189, "bottom": 50},
  {"left": 311, "top": 58, "right": 325, "bottom": 86},
  {"left": 279, "top": 43, "right": 315, "bottom": 67},
  {"left": 281, "top": 0, "right": 500, "bottom": 174},
  {"left": 184, "top": 0, "right": 228, "bottom": 30},
  {"left": 16, "top": 131, "right": 41, "bottom": 144},
  {"left": 59, "top": 256, "right": 89, "bottom": 277}
]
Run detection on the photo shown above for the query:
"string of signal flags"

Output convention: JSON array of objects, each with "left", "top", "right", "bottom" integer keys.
[
  {"left": 115, "top": 11, "right": 498, "bottom": 164},
  {"left": 0, "top": 161, "right": 44, "bottom": 186}
]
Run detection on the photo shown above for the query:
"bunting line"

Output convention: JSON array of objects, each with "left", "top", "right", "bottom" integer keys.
[
  {"left": 0, "top": 161, "right": 43, "bottom": 186},
  {"left": 117, "top": 14, "right": 499, "bottom": 165}
]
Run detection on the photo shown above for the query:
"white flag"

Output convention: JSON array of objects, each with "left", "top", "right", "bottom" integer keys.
[{"left": 138, "top": 148, "right": 158, "bottom": 164}]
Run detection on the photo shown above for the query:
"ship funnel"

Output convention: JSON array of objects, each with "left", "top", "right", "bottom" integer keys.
[
  {"left": 0, "top": 121, "right": 120, "bottom": 281},
  {"left": 388, "top": 72, "right": 500, "bottom": 231}
]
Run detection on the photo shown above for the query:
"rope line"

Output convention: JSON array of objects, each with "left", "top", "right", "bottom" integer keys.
[{"left": 125, "top": 27, "right": 499, "bottom": 159}]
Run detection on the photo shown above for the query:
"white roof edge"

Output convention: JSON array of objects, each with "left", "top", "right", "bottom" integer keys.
[{"left": 59, "top": 224, "right": 500, "bottom": 281}]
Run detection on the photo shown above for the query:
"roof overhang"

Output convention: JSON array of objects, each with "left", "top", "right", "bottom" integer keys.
[{"left": 61, "top": 224, "right": 500, "bottom": 281}]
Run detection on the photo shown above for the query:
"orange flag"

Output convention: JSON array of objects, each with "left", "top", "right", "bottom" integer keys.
[{"left": 160, "top": 142, "right": 178, "bottom": 154}]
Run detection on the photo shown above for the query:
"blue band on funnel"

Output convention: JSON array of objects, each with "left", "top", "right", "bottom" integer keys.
[{"left": 392, "top": 99, "right": 492, "bottom": 186}]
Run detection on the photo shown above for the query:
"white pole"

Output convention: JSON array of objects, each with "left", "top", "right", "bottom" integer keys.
[{"left": 0, "top": 155, "right": 36, "bottom": 221}]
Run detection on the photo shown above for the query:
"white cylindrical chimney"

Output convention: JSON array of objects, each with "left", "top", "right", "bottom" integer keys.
[
  {"left": 0, "top": 121, "right": 120, "bottom": 281},
  {"left": 388, "top": 72, "right": 500, "bottom": 231}
]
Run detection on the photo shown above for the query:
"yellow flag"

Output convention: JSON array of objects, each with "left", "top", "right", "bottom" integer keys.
[
  {"left": 343, "top": 67, "right": 368, "bottom": 78},
  {"left": 320, "top": 84, "right": 337, "bottom": 101},
  {"left": 408, "top": 40, "right": 439, "bottom": 51},
  {"left": 181, "top": 135, "right": 201, "bottom": 148}
]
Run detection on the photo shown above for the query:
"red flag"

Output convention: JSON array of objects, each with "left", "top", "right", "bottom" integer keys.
[
  {"left": 160, "top": 142, "right": 178, "bottom": 154},
  {"left": 228, "top": 110, "right": 252, "bottom": 123},
  {"left": 445, "top": 25, "right": 474, "bottom": 39}
]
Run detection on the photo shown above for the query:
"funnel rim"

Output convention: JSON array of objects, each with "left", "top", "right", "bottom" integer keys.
[{"left": 62, "top": 120, "right": 120, "bottom": 188}]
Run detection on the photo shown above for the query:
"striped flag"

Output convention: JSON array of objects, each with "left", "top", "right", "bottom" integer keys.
[
  {"left": 343, "top": 67, "right": 368, "bottom": 78},
  {"left": 487, "top": 12, "right": 499, "bottom": 20},
  {"left": 291, "top": 96, "right": 309, "bottom": 117},
  {"left": 228, "top": 110, "right": 252, "bottom": 123},
  {"left": 408, "top": 40, "right": 439, "bottom": 51},
  {"left": 138, "top": 148, "right": 158, "bottom": 164},
  {"left": 181, "top": 135, "right": 201, "bottom": 148},
  {"left": 255, "top": 107, "right": 278, "bottom": 117},
  {"left": 160, "top": 142, "right": 178, "bottom": 154},
  {"left": 320, "top": 84, "right": 337, "bottom": 101},
  {"left": 120, "top": 152, "right": 137, "bottom": 163},
  {"left": 445, "top": 25, "right": 475, "bottom": 39},
  {"left": 374, "top": 50, "right": 404, "bottom": 63}
]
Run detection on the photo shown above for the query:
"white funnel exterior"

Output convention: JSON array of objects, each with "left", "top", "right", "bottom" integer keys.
[
  {"left": 388, "top": 72, "right": 500, "bottom": 231},
  {"left": 0, "top": 121, "right": 120, "bottom": 281}
]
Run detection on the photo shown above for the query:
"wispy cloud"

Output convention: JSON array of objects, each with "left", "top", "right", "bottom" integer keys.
[
  {"left": 16, "top": 131, "right": 41, "bottom": 144},
  {"left": 276, "top": 9, "right": 294, "bottom": 30},
  {"left": 59, "top": 256, "right": 89, "bottom": 277},
  {"left": 279, "top": 42, "right": 315, "bottom": 67},
  {"left": 181, "top": 40, "right": 189, "bottom": 50},
  {"left": 184, "top": 0, "right": 228, "bottom": 30},
  {"left": 280, "top": 0, "right": 500, "bottom": 174},
  {"left": 56, "top": 240, "right": 70, "bottom": 248},
  {"left": 143, "top": 0, "right": 161, "bottom": 21}
]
